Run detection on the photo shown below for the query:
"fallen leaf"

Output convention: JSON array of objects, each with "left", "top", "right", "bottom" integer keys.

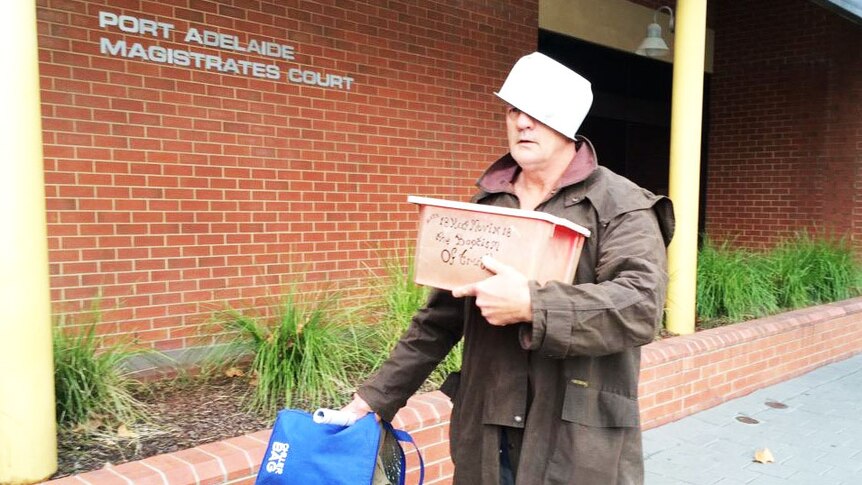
[
  {"left": 116, "top": 424, "right": 138, "bottom": 438},
  {"left": 73, "top": 417, "right": 104, "bottom": 433},
  {"left": 754, "top": 448, "right": 774, "bottom": 463},
  {"left": 224, "top": 367, "right": 245, "bottom": 378}
]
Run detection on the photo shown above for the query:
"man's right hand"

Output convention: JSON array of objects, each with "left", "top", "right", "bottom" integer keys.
[{"left": 340, "top": 393, "right": 380, "bottom": 421}]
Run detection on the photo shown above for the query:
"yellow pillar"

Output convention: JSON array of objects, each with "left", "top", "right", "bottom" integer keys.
[
  {"left": 0, "top": 0, "right": 58, "bottom": 482},
  {"left": 665, "top": 0, "right": 708, "bottom": 335}
]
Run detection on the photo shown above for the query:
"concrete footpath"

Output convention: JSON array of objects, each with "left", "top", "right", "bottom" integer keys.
[{"left": 644, "top": 352, "right": 862, "bottom": 484}]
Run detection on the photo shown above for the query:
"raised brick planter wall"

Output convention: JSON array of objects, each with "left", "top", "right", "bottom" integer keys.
[
  {"left": 638, "top": 297, "right": 862, "bottom": 429},
  {"left": 47, "top": 297, "right": 862, "bottom": 484}
]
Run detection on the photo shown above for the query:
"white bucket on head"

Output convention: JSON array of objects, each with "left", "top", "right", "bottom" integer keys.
[{"left": 495, "top": 52, "right": 593, "bottom": 139}]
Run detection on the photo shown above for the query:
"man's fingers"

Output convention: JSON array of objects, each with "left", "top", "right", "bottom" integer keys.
[
  {"left": 452, "top": 284, "right": 478, "bottom": 298},
  {"left": 481, "top": 255, "right": 514, "bottom": 275}
]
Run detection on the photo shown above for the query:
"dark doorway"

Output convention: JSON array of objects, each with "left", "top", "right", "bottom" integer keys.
[
  {"left": 539, "top": 29, "right": 711, "bottom": 235},
  {"left": 539, "top": 29, "right": 676, "bottom": 196}
]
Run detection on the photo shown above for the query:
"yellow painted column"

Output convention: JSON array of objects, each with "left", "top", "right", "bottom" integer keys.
[
  {"left": 0, "top": 1, "right": 58, "bottom": 482},
  {"left": 666, "top": 0, "right": 708, "bottom": 335}
]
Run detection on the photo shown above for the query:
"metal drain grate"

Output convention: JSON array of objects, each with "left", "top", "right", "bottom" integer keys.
[{"left": 735, "top": 415, "right": 760, "bottom": 424}]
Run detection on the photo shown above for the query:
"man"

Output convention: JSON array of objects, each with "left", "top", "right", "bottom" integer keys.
[{"left": 343, "top": 52, "right": 674, "bottom": 484}]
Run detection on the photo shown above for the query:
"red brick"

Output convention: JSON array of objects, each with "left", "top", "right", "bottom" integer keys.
[{"left": 39, "top": 0, "right": 536, "bottom": 348}]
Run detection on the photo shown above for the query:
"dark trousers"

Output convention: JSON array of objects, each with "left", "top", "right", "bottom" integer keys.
[{"left": 500, "top": 427, "right": 523, "bottom": 485}]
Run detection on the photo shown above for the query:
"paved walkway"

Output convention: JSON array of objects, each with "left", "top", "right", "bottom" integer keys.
[{"left": 644, "top": 352, "right": 862, "bottom": 484}]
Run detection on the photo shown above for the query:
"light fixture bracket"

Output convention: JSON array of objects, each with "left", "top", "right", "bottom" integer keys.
[
  {"left": 654, "top": 5, "right": 675, "bottom": 33},
  {"left": 636, "top": 5, "right": 675, "bottom": 57}
]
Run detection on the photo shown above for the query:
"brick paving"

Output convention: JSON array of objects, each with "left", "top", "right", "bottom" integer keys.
[{"left": 644, "top": 353, "right": 862, "bottom": 484}]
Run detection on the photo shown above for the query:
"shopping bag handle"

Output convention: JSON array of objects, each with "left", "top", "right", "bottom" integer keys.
[{"left": 383, "top": 421, "right": 425, "bottom": 485}]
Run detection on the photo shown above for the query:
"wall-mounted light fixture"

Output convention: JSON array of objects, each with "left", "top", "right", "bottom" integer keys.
[{"left": 636, "top": 5, "right": 675, "bottom": 57}]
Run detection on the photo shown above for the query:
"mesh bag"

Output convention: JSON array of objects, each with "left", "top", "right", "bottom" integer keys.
[{"left": 373, "top": 421, "right": 424, "bottom": 485}]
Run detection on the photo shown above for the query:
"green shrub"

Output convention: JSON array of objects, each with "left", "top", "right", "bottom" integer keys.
[
  {"left": 218, "top": 289, "right": 358, "bottom": 414},
  {"left": 53, "top": 315, "right": 149, "bottom": 427},
  {"left": 767, "top": 233, "right": 861, "bottom": 308},
  {"left": 368, "top": 250, "right": 462, "bottom": 386},
  {"left": 695, "top": 234, "right": 862, "bottom": 327},
  {"left": 696, "top": 239, "right": 778, "bottom": 322},
  {"left": 367, "top": 251, "right": 430, "bottom": 366}
]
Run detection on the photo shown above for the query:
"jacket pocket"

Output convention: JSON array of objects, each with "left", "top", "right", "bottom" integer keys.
[{"left": 561, "top": 381, "right": 640, "bottom": 428}]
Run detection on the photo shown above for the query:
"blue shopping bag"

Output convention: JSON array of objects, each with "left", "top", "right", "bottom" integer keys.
[{"left": 255, "top": 409, "right": 424, "bottom": 485}]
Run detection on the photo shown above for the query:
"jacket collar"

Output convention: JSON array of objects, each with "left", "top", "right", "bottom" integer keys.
[{"left": 475, "top": 135, "right": 598, "bottom": 195}]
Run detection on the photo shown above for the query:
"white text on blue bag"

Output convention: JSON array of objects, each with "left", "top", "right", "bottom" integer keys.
[{"left": 266, "top": 442, "right": 290, "bottom": 474}]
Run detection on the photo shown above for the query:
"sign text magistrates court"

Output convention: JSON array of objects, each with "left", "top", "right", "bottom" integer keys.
[{"left": 98, "top": 11, "right": 355, "bottom": 90}]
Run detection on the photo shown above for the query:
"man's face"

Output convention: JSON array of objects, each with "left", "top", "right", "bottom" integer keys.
[{"left": 505, "top": 105, "right": 572, "bottom": 169}]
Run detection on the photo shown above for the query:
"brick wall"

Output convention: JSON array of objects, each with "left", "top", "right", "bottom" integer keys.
[
  {"left": 46, "top": 298, "right": 862, "bottom": 484},
  {"left": 705, "top": 0, "right": 862, "bottom": 250},
  {"left": 37, "top": 0, "right": 538, "bottom": 349},
  {"left": 37, "top": 0, "right": 862, "bottom": 348}
]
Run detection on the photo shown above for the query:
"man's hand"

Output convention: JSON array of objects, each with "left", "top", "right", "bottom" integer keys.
[
  {"left": 452, "top": 256, "right": 532, "bottom": 326},
  {"left": 340, "top": 393, "right": 379, "bottom": 422}
]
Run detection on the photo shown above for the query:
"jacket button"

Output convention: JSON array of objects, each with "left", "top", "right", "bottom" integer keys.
[{"left": 513, "top": 415, "right": 523, "bottom": 423}]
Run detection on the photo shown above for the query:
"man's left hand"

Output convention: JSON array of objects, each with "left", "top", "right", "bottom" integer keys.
[{"left": 452, "top": 256, "right": 532, "bottom": 326}]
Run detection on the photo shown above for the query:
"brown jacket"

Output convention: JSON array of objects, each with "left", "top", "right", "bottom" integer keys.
[{"left": 359, "top": 138, "right": 675, "bottom": 484}]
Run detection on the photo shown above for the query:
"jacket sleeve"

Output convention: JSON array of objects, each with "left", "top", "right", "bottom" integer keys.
[
  {"left": 521, "top": 206, "right": 669, "bottom": 358},
  {"left": 357, "top": 288, "right": 464, "bottom": 421}
]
